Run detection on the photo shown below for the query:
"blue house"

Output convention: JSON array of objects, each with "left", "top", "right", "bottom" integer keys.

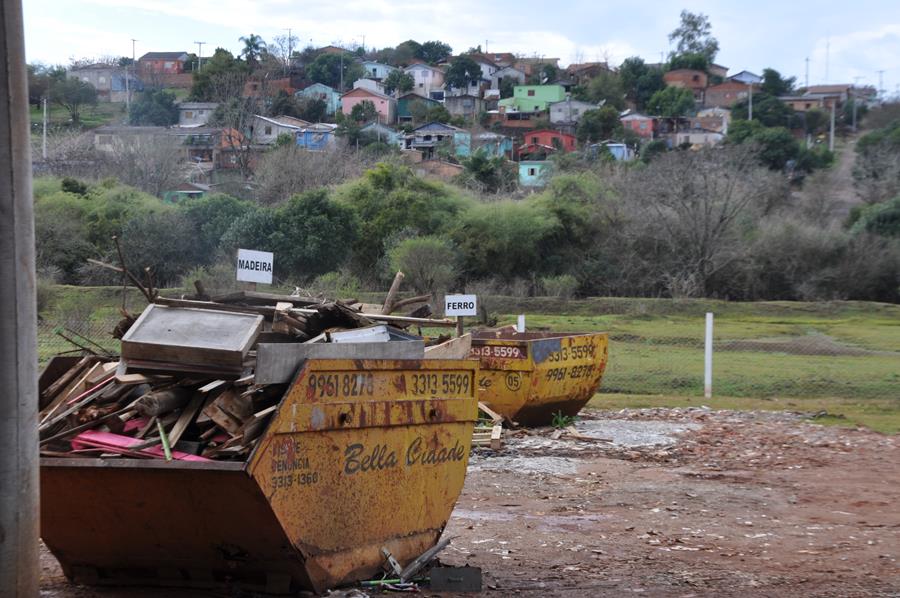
[
  {"left": 296, "top": 123, "right": 339, "bottom": 151},
  {"left": 295, "top": 83, "right": 342, "bottom": 116},
  {"left": 473, "top": 132, "right": 514, "bottom": 158},
  {"left": 518, "top": 160, "right": 550, "bottom": 187},
  {"left": 360, "top": 61, "right": 397, "bottom": 81}
]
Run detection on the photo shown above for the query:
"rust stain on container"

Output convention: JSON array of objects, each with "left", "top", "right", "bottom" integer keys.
[
  {"left": 470, "top": 331, "right": 609, "bottom": 426},
  {"left": 40, "top": 358, "right": 479, "bottom": 594}
]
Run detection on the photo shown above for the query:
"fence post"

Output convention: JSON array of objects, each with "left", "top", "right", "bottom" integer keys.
[
  {"left": 517, "top": 314, "right": 525, "bottom": 333},
  {"left": 704, "top": 312, "right": 713, "bottom": 399}
]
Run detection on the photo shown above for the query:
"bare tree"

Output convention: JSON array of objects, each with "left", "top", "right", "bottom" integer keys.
[
  {"left": 853, "top": 142, "right": 900, "bottom": 205},
  {"left": 96, "top": 135, "right": 188, "bottom": 197},
  {"left": 253, "top": 145, "right": 382, "bottom": 205},
  {"left": 622, "top": 145, "right": 787, "bottom": 296}
]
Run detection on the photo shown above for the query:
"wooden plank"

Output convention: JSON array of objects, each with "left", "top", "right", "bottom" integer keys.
[
  {"left": 255, "top": 341, "right": 425, "bottom": 384},
  {"left": 271, "top": 302, "right": 293, "bottom": 334},
  {"left": 201, "top": 391, "right": 243, "bottom": 435},
  {"left": 121, "top": 304, "right": 263, "bottom": 370},
  {"left": 40, "top": 361, "right": 104, "bottom": 425},
  {"left": 491, "top": 424, "right": 503, "bottom": 450},
  {"left": 166, "top": 393, "right": 205, "bottom": 447},
  {"left": 425, "top": 334, "right": 472, "bottom": 359},
  {"left": 477, "top": 402, "right": 505, "bottom": 425},
  {"left": 40, "top": 356, "right": 95, "bottom": 402}
]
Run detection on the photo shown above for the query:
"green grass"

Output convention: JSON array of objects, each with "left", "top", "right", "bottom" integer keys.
[
  {"left": 36, "top": 287, "right": 900, "bottom": 433},
  {"left": 30, "top": 101, "right": 125, "bottom": 129}
]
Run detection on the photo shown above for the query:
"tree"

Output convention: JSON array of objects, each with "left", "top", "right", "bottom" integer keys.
[
  {"left": 540, "top": 63, "right": 558, "bottom": 84},
  {"left": 761, "top": 68, "right": 795, "bottom": 97},
  {"left": 668, "top": 10, "right": 719, "bottom": 63},
  {"left": 383, "top": 70, "right": 413, "bottom": 95},
  {"left": 129, "top": 89, "right": 178, "bottom": 126},
  {"left": 27, "top": 63, "right": 65, "bottom": 106},
  {"left": 389, "top": 236, "right": 458, "bottom": 294},
  {"left": 803, "top": 108, "right": 828, "bottom": 135},
  {"left": 668, "top": 53, "right": 709, "bottom": 72},
  {"left": 627, "top": 146, "right": 783, "bottom": 295},
  {"left": 731, "top": 92, "right": 796, "bottom": 128},
  {"left": 271, "top": 32, "right": 300, "bottom": 70},
  {"left": 576, "top": 106, "right": 621, "bottom": 143},
  {"left": 239, "top": 34, "right": 268, "bottom": 65},
  {"left": 646, "top": 86, "right": 694, "bottom": 118},
  {"left": 456, "top": 151, "right": 517, "bottom": 193},
  {"left": 307, "top": 53, "right": 364, "bottom": 90},
  {"left": 190, "top": 48, "right": 248, "bottom": 102},
  {"left": 445, "top": 55, "right": 482, "bottom": 90},
  {"left": 418, "top": 41, "right": 452, "bottom": 64},
  {"left": 576, "top": 70, "right": 625, "bottom": 109},
  {"left": 394, "top": 40, "right": 423, "bottom": 65},
  {"left": 498, "top": 76, "right": 517, "bottom": 99},
  {"left": 350, "top": 100, "right": 377, "bottom": 123},
  {"left": 619, "top": 57, "right": 665, "bottom": 110},
  {"left": 181, "top": 193, "right": 255, "bottom": 259},
  {"left": 50, "top": 77, "right": 97, "bottom": 125}
]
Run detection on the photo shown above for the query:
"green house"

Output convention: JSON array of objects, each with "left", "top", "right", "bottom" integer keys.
[
  {"left": 519, "top": 160, "right": 551, "bottom": 187},
  {"left": 498, "top": 84, "right": 566, "bottom": 113},
  {"left": 397, "top": 93, "right": 441, "bottom": 123}
]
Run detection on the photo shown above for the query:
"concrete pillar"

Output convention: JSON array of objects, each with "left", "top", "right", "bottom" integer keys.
[{"left": 0, "top": 0, "right": 41, "bottom": 595}]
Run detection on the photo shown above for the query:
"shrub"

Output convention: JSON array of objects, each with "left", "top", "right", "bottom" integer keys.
[
  {"left": 541, "top": 274, "right": 578, "bottom": 299},
  {"left": 388, "top": 236, "right": 458, "bottom": 294}
]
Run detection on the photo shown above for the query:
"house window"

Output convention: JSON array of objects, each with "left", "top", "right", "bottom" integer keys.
[
  {"left": 165, "top": 61, "right": 173, "bottom": 69},
  {"left": 98, "top": 76, "right": 106, "bottom": 84},
  {"left": 639, "top": 122, "right": 647, "bottom": 130},
  {"left": 692, "top": 75, "right": 699, "bottom": 82},
  {"left": 805, "top": 103, "right": 812, "bottom": 109},
  {"left": 527, "top": 89, "right": 535, "bottom": 96},
  {"left": 264, "top": 126, "right": 272, "bottom": 135},
  {"left": 418, "top": 83, "right": 424, "bottom": 88},
  {"left": 184, "top": 111, "right": 194, "bottom": 118},
  {"left": 528, "top": 168, "right": 536, "bottom": 176},
  {"left": 532, "top": 136, "right": 538, "bottom": 143}
]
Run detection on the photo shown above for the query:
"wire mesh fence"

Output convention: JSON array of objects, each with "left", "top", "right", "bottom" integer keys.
[{"left": 36, "top": 297, "right": 900, "bottom": 403}]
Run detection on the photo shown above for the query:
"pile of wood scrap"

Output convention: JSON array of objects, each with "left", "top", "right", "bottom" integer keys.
[
  {"left": 38, "top": 355, "right": 287, "bottom": 461},
  {"left": 39, "top": 285, "right": 461, "bottom": 463}
]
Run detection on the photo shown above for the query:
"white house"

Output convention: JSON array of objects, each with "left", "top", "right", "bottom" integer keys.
[
  {"left": 549, "top": 98, "right": 597, "bottom": 126},
  {"left": 178, "top": 102, "right": 218, "bottom": 127},
  {"left": 249, "top": 115, "right": 303, "bottom": 146},
  {"left": 404, "top": 63, "right": 445, "bottom": 100}
]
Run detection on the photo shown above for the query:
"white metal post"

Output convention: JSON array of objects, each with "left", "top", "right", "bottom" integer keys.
[
  {"left": 704, "top": 312, "right": 713, "bottom": 399},
  {"left": 517, "top": 314, "right": 525, "bottom": 333}
]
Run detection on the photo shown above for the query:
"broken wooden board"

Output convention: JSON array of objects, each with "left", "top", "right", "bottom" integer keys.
[
  {"left": 425, "top": 334, "right": 472, "bottom": 359},
  {"left": 121, "top": 304, "right": 262, "bottom": 373},
  {"left": 255, "top": 341, "right": 425, "bottom": 384}
]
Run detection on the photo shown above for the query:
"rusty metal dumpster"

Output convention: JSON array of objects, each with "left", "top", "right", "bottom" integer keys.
[
  {"left": 470, "top": 330, "right": 608, "bottom": 426},
  {"left": 41, "top": 358, "right": 479, "bottom": 594}
]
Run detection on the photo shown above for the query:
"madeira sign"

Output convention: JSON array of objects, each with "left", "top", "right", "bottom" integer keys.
[{"left": 236, "top": 248, "right": 274, "bottom": 285}]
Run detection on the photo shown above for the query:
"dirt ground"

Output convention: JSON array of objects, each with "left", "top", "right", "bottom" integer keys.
[{"left": 40, "top": 408, "right": 899, "bottom": 598}]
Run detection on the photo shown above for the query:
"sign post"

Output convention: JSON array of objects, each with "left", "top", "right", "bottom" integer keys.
[
  {"left": 445, "top": 294, "right": 477, "bottom": 337},
  {"left": 236, "top": 248, "right": 274, "bottom": 288}
]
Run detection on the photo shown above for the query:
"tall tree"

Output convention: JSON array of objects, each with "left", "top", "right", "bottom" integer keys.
[
  {"left": 307, "top": 53, "right": 364, "bottom": 90},
  {"left": 668, "top": 10, "right": 719, "bottom": 63},
  {"left": 394, "top": 40, "right": 422, "bottom": 65},
  {"left": 190, "top": 48, "right": 249, "bottom": 102},
  {"left": 576, "top": 106, "right": 621, "bottom": 143},
  {"left": 50, "top": 77, "right": 97, "bottom": 125},
  {"left": 647, "top": 86, "right": 695, "bottom": 118},
  {"left": 129, "top": 89, "right": 178, "bottom": 126},
  {"left": 239, "top": 34, "right": 268, "bottom": 65},
  {"left": 350, "top": 100, "right": 377, "bottom": 123},
  {"left": 618, "top": 57, "right": 665, "bottom": 110},
  {"left": 577, "top": 71, "right": 625, "bottom": 110},
  {"left": 383, "top": 70, "right": 414, "bottom": 95},
  {"left": 418, "top": 41, "right": 452, "bottom": 64},
  {"left": 444, "top": 55, "right": 482, "bottom": 90},
  {"left": 761, "top": 68, "right": 796, "bottom": 96}
]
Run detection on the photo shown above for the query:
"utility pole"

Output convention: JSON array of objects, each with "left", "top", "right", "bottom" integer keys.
[
  {"left": 852, "top": 76, "right": 863, "bottom": 132},
  {"left": 877, "top": 69, "right": 885, "bottom": 101},
  {"left": 195, "top": 41, "right": 205, "bottom": 71},
  {"left": 125, "top": 38, "right": 137, "bottom": 119},
  {"left": 41, "top": 96, "right": 47, "bottom": 159},
  {"left": 283, "top": 28, "right": 292, "bottom": 76},
  {"left": 804, "top": 57, "right": 809, "bottom": 89},
  {"left": 829, "top": 98, "right": 835, "bottom": 151},
  {"left": 825, "top": 38, "right": 830, "bottom": 83},
  {"left": 748, "top": 82, "right": 753, "bottom": 121},
  {"left": 1, "top": 0, "right": 41, "bottom": 595}
]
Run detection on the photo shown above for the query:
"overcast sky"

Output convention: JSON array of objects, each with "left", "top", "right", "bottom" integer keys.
[{"left": 23, "top": 0, "right": 900, "bottom": 96}]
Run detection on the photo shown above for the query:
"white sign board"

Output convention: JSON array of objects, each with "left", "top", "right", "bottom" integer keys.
[
  {"left": 236, "top": 248, "right": 273, "bottom": 285},
  {"left": 445, "top": 294, "right": 477, "bottom": 317}
]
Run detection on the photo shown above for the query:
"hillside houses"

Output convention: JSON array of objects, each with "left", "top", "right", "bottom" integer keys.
[{"left": 77, "top": 36, "right": 877, "bottom": 194}]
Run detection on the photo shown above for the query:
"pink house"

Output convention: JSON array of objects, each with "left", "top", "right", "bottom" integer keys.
[
  {"left": 620, "top": 113, "right": 656, "bottom": 139},
  {"left": 340, "top": 87, "right": 396, "bottom": 124}
]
